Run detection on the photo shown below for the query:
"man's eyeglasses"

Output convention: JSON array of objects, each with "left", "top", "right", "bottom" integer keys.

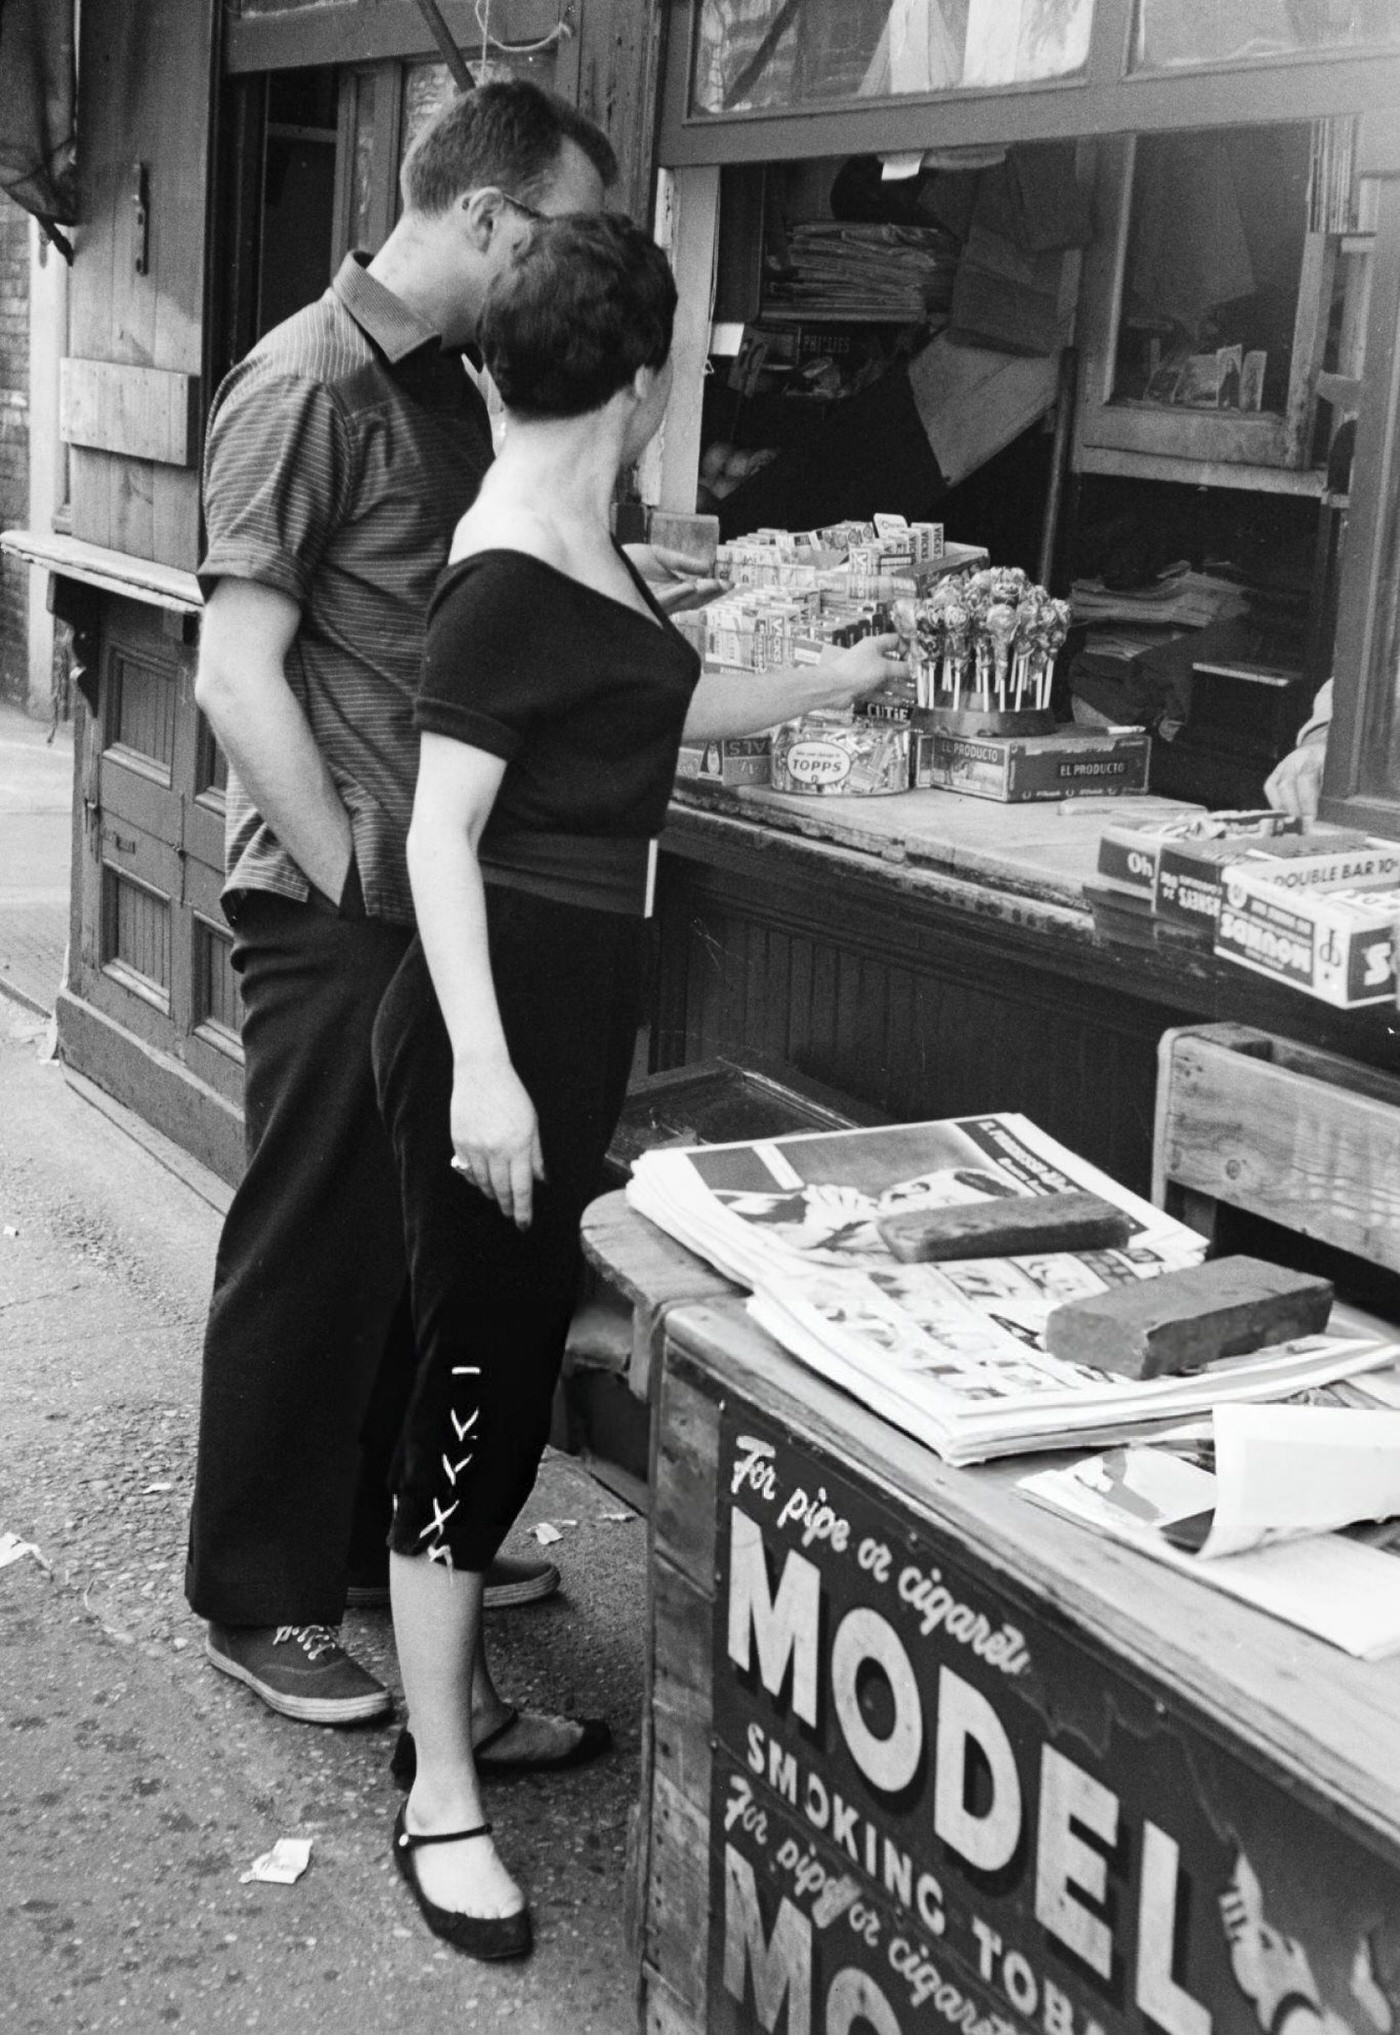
[{"left": 496, "top": 190, "right": 549, "bottom": 225}]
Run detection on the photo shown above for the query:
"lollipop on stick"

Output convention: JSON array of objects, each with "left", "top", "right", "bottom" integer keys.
[
  {"left": 985, "top": 601, "right": 1018, "bottom": 713},
  {"left": 942, "top": 602, "right": 970, "bottom": 708},
  {"left": 918, "top": 608, "right": 945, "bottom": 709},
  {"left": 1040, "top": 599, "right": 1072, "bottom": 711},
  {"left": 1012, "top": 596, "right": 1041, "bottom": 707}
]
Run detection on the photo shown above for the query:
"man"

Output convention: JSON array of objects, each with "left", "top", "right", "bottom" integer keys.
[{"left": 187, "top": 82, "right": 633, "bottom": 1727}]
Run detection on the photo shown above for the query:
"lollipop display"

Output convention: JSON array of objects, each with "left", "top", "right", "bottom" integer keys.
[{"left": 900, "top": 565, "right": 1067, "bottom": 729}]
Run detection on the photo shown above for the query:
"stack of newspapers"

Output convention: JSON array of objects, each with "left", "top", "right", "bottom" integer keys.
[
  {"left": 625, "top": 1113, "right": 1400, "bottom": 1465},
  {"left": 765, "top": 222, "right": 959, "bottom": 321}
]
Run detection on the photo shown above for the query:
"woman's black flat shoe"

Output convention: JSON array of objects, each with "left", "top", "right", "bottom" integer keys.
[
  {"left": 390, "top": 1704, "right": 613, "bottom": 1787},
  {"left": 391, "top": 1806, "right": 532, "bottom": 1961}
]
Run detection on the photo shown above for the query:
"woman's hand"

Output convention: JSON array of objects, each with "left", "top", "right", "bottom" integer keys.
[
  {"left": 450, "top": 1058, "right": 546, "bottom": 1230},
  {"left": 797, "top": 632, "right": 910, "bottom": 713}
]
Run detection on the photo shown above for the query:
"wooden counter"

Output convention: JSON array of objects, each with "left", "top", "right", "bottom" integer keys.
[
  {"left": 630, "top": 1264, "right": 1400, "bottom": 2035},
  {"left": 653, "top": 783, "right": 1400, "bottom": 1197}
]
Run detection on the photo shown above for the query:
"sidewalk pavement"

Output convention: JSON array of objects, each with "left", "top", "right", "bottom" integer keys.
[
  {"left": 0, "top": 696, "right": 72, "bottom": 1018},
  {"left": 0, "top": 699, "right": 647, "bottom": 2033}
]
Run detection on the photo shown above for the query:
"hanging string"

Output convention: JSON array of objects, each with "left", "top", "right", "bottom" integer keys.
[{"left": 474, "top": 0, "right": 573, "bottom": 59}]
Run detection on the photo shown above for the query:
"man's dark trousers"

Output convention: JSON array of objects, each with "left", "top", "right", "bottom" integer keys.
[{"left": 186, "top": 892, "right": 415, "bottom": 1627}]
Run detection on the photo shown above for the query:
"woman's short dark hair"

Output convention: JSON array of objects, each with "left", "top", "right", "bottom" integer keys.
[
  {"left": 401, "top": 79, "right": 616, "bottom": 215},
  {"left": 480, "top": 213, "right": 676, "bottom": 420}
]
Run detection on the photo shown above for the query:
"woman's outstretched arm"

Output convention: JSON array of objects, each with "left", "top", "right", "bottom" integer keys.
[{"left": 683, "top": 632, "right": 909, "bottom": 740}]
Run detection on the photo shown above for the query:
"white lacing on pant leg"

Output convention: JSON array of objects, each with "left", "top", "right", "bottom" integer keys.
[{"left": 416, "top": 1366, "right": 482, "bottom": 1568}]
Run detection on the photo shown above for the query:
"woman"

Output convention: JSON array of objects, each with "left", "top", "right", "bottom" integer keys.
[{"left": 372, "top": 210, "right": 905, "bottom": 1960}]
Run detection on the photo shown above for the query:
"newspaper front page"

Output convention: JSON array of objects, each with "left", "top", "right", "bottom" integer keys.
[{"left": 627, "top": 1113, "right": 1400, "bottom": 1462}]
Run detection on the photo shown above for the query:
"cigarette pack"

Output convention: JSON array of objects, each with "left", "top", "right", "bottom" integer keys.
[
  {"left": 916, "top": 727, "right": 1150, "bottom": 803},
  {"left": 873, "top": 513, "right": 945, "bottom": 561},
  {"left": 674, "top": 735, "right": 772, "bottom": 788},
  {"left": 1095, "top": 808, "right": 1289, "bottom": 902},
  {"left": 1155, "top": 828, "right": 1400, "bottom": 932},
  {"left": 1215, "top": 867, "right": 1400, "bottom": 1007}
]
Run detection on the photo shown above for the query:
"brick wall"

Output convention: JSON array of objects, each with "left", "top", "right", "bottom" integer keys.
[{"left": 0, "top": 206, "right": 30, "bottom": 710}]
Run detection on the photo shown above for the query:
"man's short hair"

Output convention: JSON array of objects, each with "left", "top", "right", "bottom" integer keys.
[
  {"left": 480, "top": 213, "right": 675, "bottom": 421},
  {"left": 401, "top": 79, "right": 616, "bottom": 215}
]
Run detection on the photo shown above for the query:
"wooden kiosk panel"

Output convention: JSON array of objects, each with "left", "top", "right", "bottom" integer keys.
[
  {"left": 639, "top": 1301, "right": 1400, "bottom": 2035},
  {"left": 1155, "top": 1024, "right": 1400, "bottom": 1274}
]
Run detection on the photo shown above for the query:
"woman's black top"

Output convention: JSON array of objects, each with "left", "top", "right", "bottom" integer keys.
[{"left": 419, "top": 545, "right": 700, "bottom": 832}]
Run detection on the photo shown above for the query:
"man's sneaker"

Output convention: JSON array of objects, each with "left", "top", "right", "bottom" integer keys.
[
  {"left": 345, "top": 1552, "right": 561, "bottom": 1613},
  {"left": 205, "top": 1623, "right": 392, "bottom": 1724}
]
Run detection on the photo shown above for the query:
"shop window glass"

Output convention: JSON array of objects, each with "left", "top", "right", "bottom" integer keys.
[
  {"left": 401, "top": 48, "right": 559, "bottom": 161},
  {"left": 1131, "top": 0, "right": 1400, "bottom": 71},
  {"left": 1111, "top": 124, "right": 1311, "bottom": 416},
  {"left": 689, "top": 0, "right": 1095, "bottom": 117}
]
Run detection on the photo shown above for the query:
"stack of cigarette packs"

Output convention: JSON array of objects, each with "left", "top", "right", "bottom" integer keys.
[{"left": 1091, "top": 808, "right": 1400, "bottom": 1002}]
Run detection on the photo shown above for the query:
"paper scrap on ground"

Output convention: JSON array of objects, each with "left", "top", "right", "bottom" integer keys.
[
  {"left": 240, "top": 1837, "right": 313, "bottom": 1885},
  {"left": 600, "top": 1510, "right": 635, "bottom": 1524},
  {"left": 0, "top": 1532, "right": 42, "bottom": 1571},
  {"left": 531, "top": 1522, "right": 564, "bottom": 1546}
]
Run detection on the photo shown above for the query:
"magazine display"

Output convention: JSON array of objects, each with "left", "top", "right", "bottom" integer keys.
[
  {"left": 1019, "top": 1405, "right": 1400, "bottom": 1658},
  {"left": 627, "top": 1113, "right": 1400, "bottom": 1464}
]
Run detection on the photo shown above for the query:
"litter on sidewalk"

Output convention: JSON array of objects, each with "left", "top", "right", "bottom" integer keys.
[
  {"left": 240, "top": 1837, "right": 314, "bottom": 1885},
  {"left": 0, "top": 1530, "right": 46, "bottom": 1571}
]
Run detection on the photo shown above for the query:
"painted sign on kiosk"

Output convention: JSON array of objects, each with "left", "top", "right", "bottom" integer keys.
[{"left": 710, "top": 1403, "right": 1400, "bottom": 2035}]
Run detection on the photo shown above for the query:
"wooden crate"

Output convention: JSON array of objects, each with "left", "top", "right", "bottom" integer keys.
[
  {"left": 623, "top": 1021, "right": 1400, "bottom": 2029},
  {"left": 1154, "top": 1020, "right": 1400, "bottom": 1273},
  {"left": 636, "top": 1301, "right": 1400, "bottom": 2033}
]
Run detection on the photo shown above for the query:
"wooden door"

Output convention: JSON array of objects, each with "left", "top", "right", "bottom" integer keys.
[
  {"left": 66, "top": 0, "right": 215, "bottom": 569},
  {"left": 57, "top": 0, "right": 243, "bottom": 1180}
]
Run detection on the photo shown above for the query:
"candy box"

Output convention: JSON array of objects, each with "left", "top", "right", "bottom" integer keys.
[
  {"left": 1215, "top": 867, "right": 1400, "bottom": 1006},
  {"left": 674, "top": 735, "right": 772, "bottom": 788},
  {"left": 1096, "top": 807, "right": 1288, "bottom": 902},
  {"left": 769, "top": 713, "right": 910, "bottom": 796},
  {"left": 917, "top": 727, "right": 1150, "bottom": 802},
  {"left": 1155, "top": 827, "right": 1400, "bottom": 932}
]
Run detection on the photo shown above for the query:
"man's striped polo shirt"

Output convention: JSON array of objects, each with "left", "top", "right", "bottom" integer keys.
[{"left": 198, "top": 252, "right": 495, "bottom": 924}]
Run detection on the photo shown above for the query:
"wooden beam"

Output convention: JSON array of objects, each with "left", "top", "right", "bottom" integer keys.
[
  {"left": 0, "top": 530, "right": 202, "bottom": 612},
  {"left": 224, "top": 0, "right": 559, "bottom": 73},
  {"left": 641, "top": 165, "right": 718, "bottom": 513},
  {"left": 60, "top": 361, "right": 200, "bottom": 469}
]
